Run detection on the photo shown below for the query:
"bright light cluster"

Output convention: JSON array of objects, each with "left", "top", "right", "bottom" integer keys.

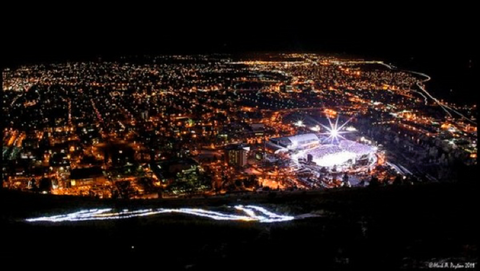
[
  {"left": 313, "top": 151, "right": 357, "bottom": 167},
  {"left": 319, "top": 115, "right": 357, "bottom": 144},
  {"left": 305, "top": 139, "right": 375, "bottom": 167},
  {"left": 25, "top": 205, "right": 295, "bottom": 223}
]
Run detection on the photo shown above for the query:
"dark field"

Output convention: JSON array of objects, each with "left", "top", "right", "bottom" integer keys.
[{"left": 1, "top": 181, "right": 477, "bottom": 270}]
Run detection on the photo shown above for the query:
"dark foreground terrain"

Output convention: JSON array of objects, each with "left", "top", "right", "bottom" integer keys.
[{"left": 1, "top": 181, "right": 477, "bottom": 270}]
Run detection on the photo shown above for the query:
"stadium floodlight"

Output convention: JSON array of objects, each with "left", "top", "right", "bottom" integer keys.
[
  {"left": 319, "top": 115, "right": 355, "bottom": 144},
  {"left": 330, "top": 128, "right": 339, "bottom": 138},
  {"left": 295, "top": 120, "right": 304, "bottom": 127}
]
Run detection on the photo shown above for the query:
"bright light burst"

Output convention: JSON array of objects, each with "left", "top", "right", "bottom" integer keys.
[
  {"left": 319, "top": 115, "right": 355, "bottom": 143},
  {"left": 25, "top": 205, "right": 294, "bottom": 224},
  {"left": 294, "top": 120, "right": 305, "bottom": 127},
  {"left": 330, "top": 128, "right": 338, "bottom": 138}
]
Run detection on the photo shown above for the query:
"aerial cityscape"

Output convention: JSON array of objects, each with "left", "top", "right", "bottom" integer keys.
[
  {"left": 2, "top": 50, "right": 477, "bottom": 270},
  {"left": 2, "top": 53, "right": 477, "bottom": 199}
]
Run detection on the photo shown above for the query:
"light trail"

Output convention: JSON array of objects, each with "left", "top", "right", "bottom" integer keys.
[
  {"left": 375, "top": 65, "right": 453, "bottom": 115},
  {"left": 386, "top": 162, "right": 412, "bottom": 175},
  {"left": 386, "top": 162, "right": 404, "bottom": 175},
  {"left": 361, "top": 62, "right": 460, "bottom": 120},
  {"left": 25, "top": 205, "right": 295, "bottom": 223},
  {"left": 437, "top": 102, "right": 476, "bottom": 125},
  {"left": 412, "top": 90, "right": 429, "bottom": 105},
  {"left": 10, "top": 93, "right": 23, "bottom": 107},
  {"left": 416, "top": 80, "right": 474, "bottom": 123},
  {"left": 398, "top": 164, "right": 413, "bottom": 175},
  {"left": 415, "top": 80, "right": 453, "bottom": 117},
  {"left": 407, "top": 71, "right": 476, "bottom": 125}
]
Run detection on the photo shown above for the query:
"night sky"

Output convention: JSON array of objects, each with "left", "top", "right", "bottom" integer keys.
[{"left": 4, "top": 6, "right": 477, "bottom": 65}]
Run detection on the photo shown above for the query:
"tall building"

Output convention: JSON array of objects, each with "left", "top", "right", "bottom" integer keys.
[
  {"left": 141, "top": 110, "right": 149, "bottom": 120},
  {"left": 225, "top": 144, "right": 249, "bottom": 167}
]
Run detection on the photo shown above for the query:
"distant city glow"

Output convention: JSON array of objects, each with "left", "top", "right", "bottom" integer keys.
[{"left": 25, "top": 205, "right": 295, "bottom": 223}]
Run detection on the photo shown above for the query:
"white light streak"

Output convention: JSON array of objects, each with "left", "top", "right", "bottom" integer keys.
[
  {"left": 25, "top": 205, "right": 294, "bottom": 224},
  {"left": 409, "top": 71, "right": 476, "bottom": 125}
]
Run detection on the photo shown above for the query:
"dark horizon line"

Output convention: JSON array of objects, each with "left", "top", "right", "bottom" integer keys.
[{"left": 4, "top": 46, "right": 476, "bottom": 67}]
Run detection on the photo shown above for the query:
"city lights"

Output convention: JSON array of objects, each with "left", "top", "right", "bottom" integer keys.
[{"left": 2, "top": 53, "right": 476, "bottom": 197}]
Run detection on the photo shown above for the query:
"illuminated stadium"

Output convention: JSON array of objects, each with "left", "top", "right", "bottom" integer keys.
[
  {"left": 269, "top": 133, "right": 320, "bottom": 150},
  {"left": 268, "top": 115, "right": 379, "bottom": 168},
  {"left": 297, "top": 139, "right": 377, "bottom": 167},
  {"left": 269, "top": 133, "right": 377, "bottom": 168}
]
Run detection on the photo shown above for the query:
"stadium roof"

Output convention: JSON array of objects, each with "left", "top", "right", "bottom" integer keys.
[{"left": 287, "top": 133, "right": 319, "bottom": 146}]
